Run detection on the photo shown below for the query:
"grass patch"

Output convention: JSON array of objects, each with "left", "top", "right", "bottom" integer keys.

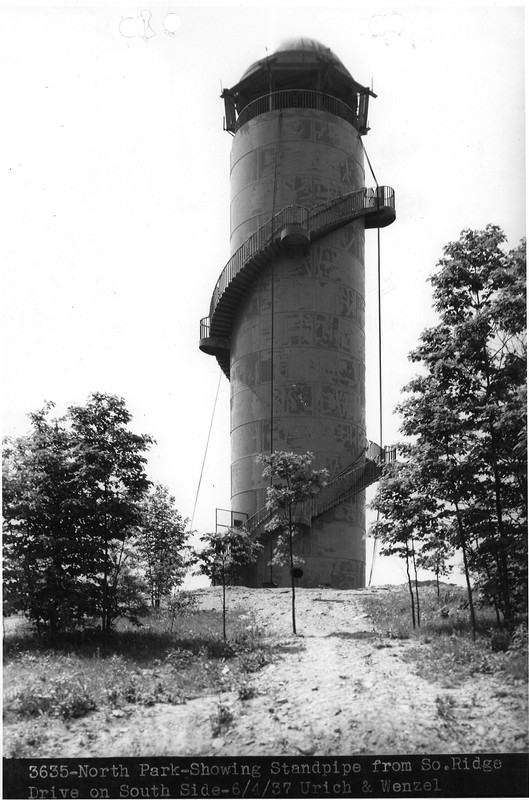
[
  {"left": 5, "top": 675, "right": 97, "bottom": 720},
  {"left": 3, "top": 600, "right": 273, "bottom": 756},
  {"left": 408, "top": 630, "right": 528, "bottom": 687},
  {"left": 359, "top": 583, "right": 528, "bottom": 686}
]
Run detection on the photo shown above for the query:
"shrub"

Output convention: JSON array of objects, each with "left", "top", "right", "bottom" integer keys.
[
  {"left": 490, "top": 630, "right": 511, "bottom": 653},
  {"left": 240, "top": 650, "right": 269, "bottom": 673},
  {"left": 164, "top": 647, "right": 196, "bottom": 669},
  {"left": 435, "top": 694, "right": 456, "bottom": 719},
  {"left": 510, "top": 623, "right": 528, "bottom": 651},
  {"left": 238, "top": 683, "right": 257, "bottom": 701},
  {"left": 170, "top": 591, "right": 199, "bottom": 614},
  {"left": 205, "top": 639, "right": 236, "bottom": 659},
  {"left": 211, "top": 702, "right": 234, "bottom": 737},
  {"left": 6, "top": 676, "right": 96, "bottom": 720}
]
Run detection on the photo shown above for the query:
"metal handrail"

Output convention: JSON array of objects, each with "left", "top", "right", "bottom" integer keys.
[
  {"left": 243, "top": 460, "right": 372, "bottom": 538},
  {"left": 208, "top": 205, "right": 310, "bottom": 321},
  {"left": 204, "top": 187, "right": 395, "bottom": 336},
  {"left": 199, "top": 317, "right": 210, "bottom": 340},
  {"left": 236, "top": 90, "right": 357, "bottom": 132},
  {"left": 242, "top": 439, "right": 396, "bottom": 538}
]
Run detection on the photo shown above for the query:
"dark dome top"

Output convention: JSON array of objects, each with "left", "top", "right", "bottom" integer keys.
[
  {"left": 240, "top": 38, "right": 353, "bottom": 83},
  {"left": 222, "top": 37, "right": 372, "bottom": 135}
]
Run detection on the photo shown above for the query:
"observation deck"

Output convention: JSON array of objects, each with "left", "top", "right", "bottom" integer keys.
[{"left": 224, "top": 89, "right": 371, "bottom": 135}]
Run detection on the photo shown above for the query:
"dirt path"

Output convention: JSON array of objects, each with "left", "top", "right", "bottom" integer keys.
[{"left": 41, "top": 587, "right": 528, "bottom": 756}]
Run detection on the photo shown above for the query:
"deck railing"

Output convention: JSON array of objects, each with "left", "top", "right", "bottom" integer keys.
[
  {"left": 199, "top": 317, "right": 211, "bottom": 340},
  {"left": 235, "top": 90, "right": 358, "bottom": 132}
]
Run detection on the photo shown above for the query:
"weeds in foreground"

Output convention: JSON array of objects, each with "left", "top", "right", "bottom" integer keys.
[
  {"left": 435, "top": 694, "right": 456, "bottom": 719},
  {"left": 211, "top": 702, "right": 235, "bottom": 737},
  {"left": 238, "top": 683, "right": 258, "bottom": 701},
  {"left": 3, "top": 602, "right": 272, "bottom": 757},
  {"left": 5, "top": 675, "right": 96, "bottom": 720},
  {"left": 408, "top": 629, "right": 528, "bottom": 687},
  {"left": 359, "top": 583, "right": 528, "bottom": 686},
  {"left": 360, "top": 584, "right": 477, "bottom": 639},
  {"left": 2, "top": 723, "right": 47, "bottom": 758}
]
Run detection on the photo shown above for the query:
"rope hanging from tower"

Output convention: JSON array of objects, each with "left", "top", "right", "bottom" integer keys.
[
  {"left": 269, "top": 109, "right": 283, "bottom": 458},
  {"left": 189, "top": 369, "right": 222, "bottom": 534},
  {"left": 267, "top": 109, "right": 283, "bottom": 584},
  {"left": 360, "top": 137, "right": 385, "bottom": 587},
  {"left": 359, "top": 136, "right": 379, "bottom": 188}
]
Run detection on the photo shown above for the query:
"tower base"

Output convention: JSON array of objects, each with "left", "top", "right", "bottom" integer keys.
[{"left": 243, "top": 550, "right": 366, "bottom": 590}]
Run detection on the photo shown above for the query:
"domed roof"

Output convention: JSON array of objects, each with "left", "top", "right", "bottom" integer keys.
[
  {"left": 276, "top": 38, "right": 352, "bottom": 73},
  {"left": 239, "top": 38, "right": 353, "bottom": 83}
]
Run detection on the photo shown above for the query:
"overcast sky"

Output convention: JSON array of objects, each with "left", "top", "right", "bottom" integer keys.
[{"left": 3, "top": 3, "right": 525, "bottom": 586}]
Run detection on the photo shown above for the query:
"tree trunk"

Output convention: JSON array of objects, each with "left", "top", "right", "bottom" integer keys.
[
  {"left": 483, "top": 339, "right": 513, "bottom": 623},
  {"left": 289, "top": 507, "right": 296, "bottom": 635},
  {"left": 452, "top": 496, "right": 477, "bottom": 640},
  {"left": 102, "top": 486, "right": 110, "bottom": 634},
  {"left": 222, "top": 573, "right": 227, "bottom": 641},
  {"left": 411, "top": 537, "right": 421, "bottom": 627},
  {"left": 405, "top": 548, "right": 416, "bottom": 628},
  {"left": 481, "top": 543, "right": 504, "bottom": 628},
  {"left": 493, "top": 595, "right": 502, "bottom": 627}
]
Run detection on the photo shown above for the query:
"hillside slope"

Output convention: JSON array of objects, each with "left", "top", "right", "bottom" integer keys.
[{"left": 8, "top": 585, "right": 526, "bottom": 757}]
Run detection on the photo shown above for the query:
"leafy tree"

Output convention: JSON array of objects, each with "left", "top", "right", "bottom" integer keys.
[
  {"left": 258, "top": 451, "right": 328, "bottom": 635},
  {"left": 395, "top": 227, "right": 526, "bottom": 629},
  {"left": 195, "top": 527, "right": 262, "bottom": 639},
  {"left": 415, "top": 529, "right": 454, "bottom": 602},
  {"left": 371, "top": 460, "right": 442, "bottom": 627},
  {"left": 2, "top": 393, "right": 154, "bottom": 635},
  {"left": 134, "top": 484, "right": 190, "bottom": 608},
  {"left": 397, "top": 401, "right": 480, "bottom": 637},
  {"left": 67, "top": 393, "right": 154, "bottom": 633},
  {"left": 3, "top": 404, "right": 88, "bottom": 634}
]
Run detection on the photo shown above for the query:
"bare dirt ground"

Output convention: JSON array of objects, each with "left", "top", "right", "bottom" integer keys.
[{"left": 26, "top": 586, "right": 528, "bottom": 757}]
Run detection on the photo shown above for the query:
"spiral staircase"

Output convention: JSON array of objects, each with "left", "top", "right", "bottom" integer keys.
[
  {"left": 199, "top": 185, "right": 396, "bottom": 539},
  {"left": 199, "top": 185, "right": 395, "bottom": 377}
]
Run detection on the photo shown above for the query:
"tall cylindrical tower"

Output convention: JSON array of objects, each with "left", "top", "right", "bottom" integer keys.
[{"left": 200, "top": 39, "right": 395, "bottom": 588}]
